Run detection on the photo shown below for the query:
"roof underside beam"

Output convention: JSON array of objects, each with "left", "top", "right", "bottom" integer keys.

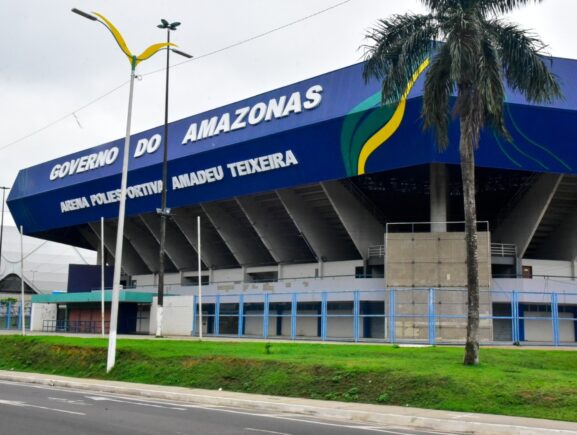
[
  {"left": 493, "top": 173, "right": 563, "bottom": 257},
  {"left": 276, "top": 187, "right": 359, "bottom": 261},
  {"left": 202, "top": 201, "right": 274, "bottom": 267},
  {"left": 140, "top": 213, "right": 198, "bottom": 271},
  {"left": 85, "top": 222, "right": 149, "bottom": 275},
  {"left": 236, "top": 194, "right": 315, "bottom": 264},
  {"left": 170, "top": 206, "right": 238, "bottom": 270},
  {"left": 321, "top": 180, "right": 384, "bottom": 260},
  {"left": 535, "top": 205, "right": 577, "bottom": 261},
  {"left": 122, "top": 217, "right": 175, "bottom": 273}
]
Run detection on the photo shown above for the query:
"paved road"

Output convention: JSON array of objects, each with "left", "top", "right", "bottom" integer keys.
[{"left": 0, "top": 380, "right": 451, "bottom": 435}]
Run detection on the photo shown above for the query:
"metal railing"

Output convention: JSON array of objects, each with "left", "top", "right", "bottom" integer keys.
[
  {"left": 188, "top": 288, "right": 577, "bottom": 347},
  {"left": 368, "top": 245, "right": 385, "bottom": 257},
  {"left": 491, "top": 243, "right": 517, "bottom": 257},
  {"left": 0, "top": 302, "right": 31, "bottom": 331},
  {"left": 42, "top": 320, "right": 110, "bottom": 334}
]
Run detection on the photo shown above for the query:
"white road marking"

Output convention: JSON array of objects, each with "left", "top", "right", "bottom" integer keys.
[
  {"left": 85, "top": 395, "right": 186, "bottom": 411},
  {"left": 0, "top": 399, "right": 86, "bottom": 416},
  {"left": 245, "top": 428, "right": 292, "bottom": 435},
  {"left": 0, "top": 379, "right": 458, "bottom": 434},
  {"left": 48, "top": 397, "right": 90, "bottom": 406}
]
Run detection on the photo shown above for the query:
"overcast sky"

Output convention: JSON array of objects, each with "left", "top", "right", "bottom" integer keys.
[{"left": 0, "top": 0, "right": 575, "bottom": 226}]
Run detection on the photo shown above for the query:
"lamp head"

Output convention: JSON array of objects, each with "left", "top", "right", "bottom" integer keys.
[
  {"left": 171, "top": 48, "right": 193, "bottom": 59},
  {"left": 158, "top": 19, "right": 181, "bottom": 31},
  {"left": 71, "top": 8, "right": 97, "bottom": 21}
]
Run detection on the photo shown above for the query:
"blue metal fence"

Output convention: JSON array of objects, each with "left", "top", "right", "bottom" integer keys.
[
  {"left": 0, "top": 302, "right": 31, "bottom": 331},
  {"left": 189, "top": 288, "right": 577, "bottom": 346}
]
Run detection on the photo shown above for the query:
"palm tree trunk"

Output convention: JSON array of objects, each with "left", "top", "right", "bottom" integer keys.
[{"left": 460, "top": 116, "right": 480, "bottom": 366}]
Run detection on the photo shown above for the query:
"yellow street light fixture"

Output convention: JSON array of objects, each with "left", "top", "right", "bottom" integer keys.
[{"left": 72, "top": 8, "right": 174, "bottom": 372}]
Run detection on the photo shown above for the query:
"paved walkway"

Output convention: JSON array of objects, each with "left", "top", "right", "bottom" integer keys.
[{"left": 0, "top": 369, "right": 576, "bottom": 434}]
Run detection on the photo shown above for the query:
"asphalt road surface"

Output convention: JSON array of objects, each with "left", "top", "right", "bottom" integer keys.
[{"left": 0, "top": 380, "right": 456, "bottom": 435}]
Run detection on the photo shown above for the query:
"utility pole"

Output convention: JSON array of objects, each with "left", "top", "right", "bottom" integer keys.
[
  {"left": 20, "top": 225, "right": 25, "bottom": 336},
  {"left": 156, "top": 19, "right": 191, "bottom": 338},
  {"left": 0, "top": 187, "right": 9, "bottom": 275}
]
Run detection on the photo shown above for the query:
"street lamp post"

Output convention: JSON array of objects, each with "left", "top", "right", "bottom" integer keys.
[
  {"left": 0, "top": 186, "right": 10, "bottom": 275},
  {"left": 72, "top": 8, "right": 174, "bottom": 372},
  {"left": 155, "top": 19, "right": 192, "bottom": 338}
]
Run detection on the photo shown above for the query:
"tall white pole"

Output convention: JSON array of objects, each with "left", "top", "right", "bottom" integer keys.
[
  {"left": 107, "top": 65, "right": 136, "bottom": 373},
  {"left": 198, "top": 215, "right": 203, "bottom": 340},
  {"left": 0, "top": 187, "right": 8, "bottom": 276},
  {"left": 101, "top": 217, "right": 105, "bottom": 337},
  {"left": 20, "top": 225, "right": 25, "bottom": 336}
]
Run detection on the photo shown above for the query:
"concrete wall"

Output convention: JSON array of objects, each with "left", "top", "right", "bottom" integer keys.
[
  {"left": 393, "top": 288, "right": 493, "bottom": 342},
  {"left": 209, "top": 259, "right": 363, "bottom": 286},
  {"left": 30, "top": 303, "right": 56, "bottom": 332},
  {"left": 522, "top": 259, "right": 575, "bottom": 279},
  {"left": 386, "top": 232, "right": 491, "bottom": 288},
  {"left": 524, "top": 311, "right": 575, "bottom": 342},
  {"left": 281, "top": 263, "right": 320, "bottom": 280},
  {"left": 132, "top": 273, "right": 181, "bottom": 289},
  {"left": 137, "top": 276, "right": 386, "bottom": 299},
  {"left": 149, "top": 296, "right": 193, "bottom": 336},
  {"left": 492, "top": 278, "right": 577, "bottom": 301},
  {"left": 323, "top": 260, "right": 363, "bottom": 277}
]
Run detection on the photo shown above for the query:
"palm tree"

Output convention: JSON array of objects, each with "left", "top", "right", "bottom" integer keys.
[{"left": 362, "top": 0, "right": 561, "bottom": 365}]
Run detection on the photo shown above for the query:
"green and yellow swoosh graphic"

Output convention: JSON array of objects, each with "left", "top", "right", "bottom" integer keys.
[{"left": 341, "top": 59, "right": 429, "bottom": 177}]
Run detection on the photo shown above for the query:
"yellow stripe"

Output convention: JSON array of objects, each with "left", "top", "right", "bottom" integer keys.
[
  {"left": 357, "top": 59, "right": 430, "bottom": 175},
  {"left": 136, "top": 42, "right": 176, "bottom": 65},
  {"left": 93, "top": 12, "right": 133, "bottom": 61}
]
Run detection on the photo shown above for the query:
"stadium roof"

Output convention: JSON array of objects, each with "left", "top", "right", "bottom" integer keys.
[{"left": 7, "top": 57, "right": 577, "bottom": 255}]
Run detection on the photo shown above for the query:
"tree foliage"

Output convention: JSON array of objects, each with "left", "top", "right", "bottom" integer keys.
[{"left": 362, "top": 0, "right": 561, "bottom": 365}]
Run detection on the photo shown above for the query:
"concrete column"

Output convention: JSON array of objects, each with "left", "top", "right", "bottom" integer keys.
[{"left": 430, "top": 163, "right": 448, "bottom": 232}]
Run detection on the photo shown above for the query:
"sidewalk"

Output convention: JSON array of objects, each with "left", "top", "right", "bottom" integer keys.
[{"left": 0, "top": 369, "right": 576, "bottom": 434}]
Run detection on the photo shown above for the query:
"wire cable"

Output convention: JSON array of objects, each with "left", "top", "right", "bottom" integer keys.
[
  {"left": 0, "top": 81, "right": 128, "bottom": 152},
  {"left": 0, "top": 0, "right": 353, "bottom": 152}
]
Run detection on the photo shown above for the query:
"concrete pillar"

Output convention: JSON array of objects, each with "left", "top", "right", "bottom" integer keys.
[{"left": 430, "top": 163, "right": 448, "bottom": 232}]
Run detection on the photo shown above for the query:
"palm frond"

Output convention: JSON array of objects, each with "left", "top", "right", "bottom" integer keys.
[
  {"left": 478, "top": 31, "right": 510, "bottom": 141},
  {"left": 477, "top": 0, "right": 544, "bottom": 14},
  {"left": 423, "top": 0, "right": 544, "bottom": 14},
  {"left": 487, "top": 19, "right": 562, "bottom": 103},
  {"left": 362, "top": 14, "right": 439, "bottom": 104},
  {"left": 422, "top": 43, "right": 453, "bottom": 150}
]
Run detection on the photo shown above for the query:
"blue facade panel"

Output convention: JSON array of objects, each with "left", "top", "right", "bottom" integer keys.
[{"left": 8, "top": 58, "right": 577, "bottom": 238}]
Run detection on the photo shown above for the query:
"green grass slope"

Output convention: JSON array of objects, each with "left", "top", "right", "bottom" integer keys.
[{"left": 1, "top": 336, "right": 576, "bottom": 421}]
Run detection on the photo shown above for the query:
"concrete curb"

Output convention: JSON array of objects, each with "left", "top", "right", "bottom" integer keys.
[{"left": 1, "top": 370, "right": 576, "bottom": 434}]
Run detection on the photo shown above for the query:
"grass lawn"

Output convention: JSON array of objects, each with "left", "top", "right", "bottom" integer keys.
[{"left": 0, "top": 335, "right": 576, "bottom": 422}]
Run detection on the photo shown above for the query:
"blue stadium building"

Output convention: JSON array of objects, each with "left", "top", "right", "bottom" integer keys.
[{"left": 9, "top": 57, "right": 577, "bottom": 344}]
